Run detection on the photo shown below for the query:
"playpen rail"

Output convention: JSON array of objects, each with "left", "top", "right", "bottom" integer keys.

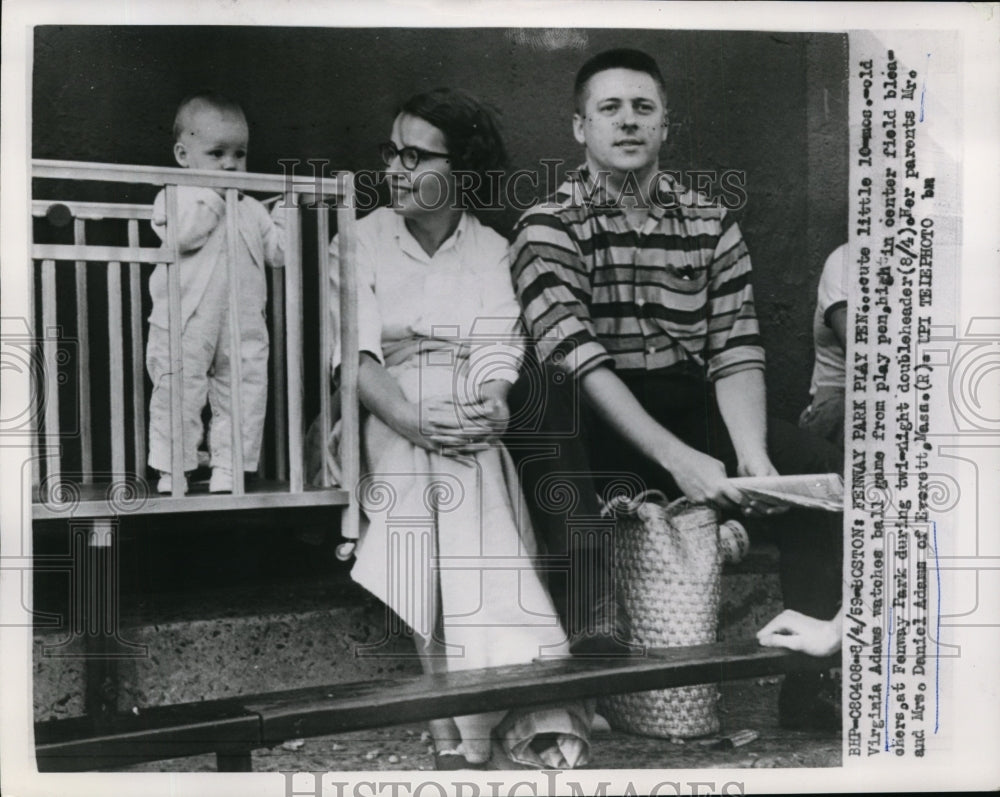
[{"left": 30, "top": 160, "right": 357, "bottom": 530}]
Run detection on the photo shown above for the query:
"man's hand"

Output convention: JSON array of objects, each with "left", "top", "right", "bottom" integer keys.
[
  {"left": 734, "top": 452, "right": 787, "bottom": 517},
  {"left": 661, "top": 444, "right": 744, "bottom": 511},
  {"left": 756, "top": 608, "right": 842, "bottom": 658},
  {"left": 735, "top": 451, "right": 778, "bottom": 479}
]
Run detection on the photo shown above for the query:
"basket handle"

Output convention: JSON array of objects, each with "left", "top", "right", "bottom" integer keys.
[
  {"left": 666, "top": 495, "right": 692, "bottom": 512},
  {"left": 600, "top": 488, "right": 670, "bottom": 517},
  {"left": 601, "top": 490, "right": 719, "bottom": 519}
]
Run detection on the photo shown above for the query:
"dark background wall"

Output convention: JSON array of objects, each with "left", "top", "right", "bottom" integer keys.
[{"left": 32, "top": 25, "right": 847, "bottom": 421}]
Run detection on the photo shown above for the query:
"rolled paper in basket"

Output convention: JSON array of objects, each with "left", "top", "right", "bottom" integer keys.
[{"left": 719, "top": 519, "right": 750, "bottom": 564}]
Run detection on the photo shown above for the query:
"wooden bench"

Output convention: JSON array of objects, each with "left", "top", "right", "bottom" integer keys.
[{"left": 35, "top": 639, "right": 832, "bottom": 772}]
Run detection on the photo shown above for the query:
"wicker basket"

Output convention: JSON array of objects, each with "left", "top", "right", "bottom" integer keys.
[{"left": 598, "top": 491, "right": 723, "bottom": 738}]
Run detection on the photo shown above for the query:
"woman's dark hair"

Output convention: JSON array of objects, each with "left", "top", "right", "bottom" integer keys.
[{"left": 400, "top": 88, "right": 508, "bottom": 180}]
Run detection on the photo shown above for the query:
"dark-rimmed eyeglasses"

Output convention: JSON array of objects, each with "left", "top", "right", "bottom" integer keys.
[{"left": 379, "top": 141, "right": 450, "bottom": 170}]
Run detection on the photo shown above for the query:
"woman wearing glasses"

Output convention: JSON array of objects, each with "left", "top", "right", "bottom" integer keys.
[{"left": 325, "top": 89, "right": 591, "bottom": 770}]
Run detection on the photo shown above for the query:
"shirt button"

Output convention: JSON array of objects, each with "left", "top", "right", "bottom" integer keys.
[
  {"left": 647, "top": 345, "right": 656, "bottom": 355},
  {"left": 636, "top": 298, "right": 645, "bottom": 307}
]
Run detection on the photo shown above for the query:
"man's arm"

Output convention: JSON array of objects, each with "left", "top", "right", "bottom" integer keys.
[
  {"left": 700, "top": 213, "right": 779, "bottom": 483},
  {"left": 703, "top": 213, "right": 766, "bottom": 382},
  {"left": 510, "top": 209, "right": 611, "bottom": 377},
  {"left": 714, "top": 367, "right": 777, "bottom": 477}
]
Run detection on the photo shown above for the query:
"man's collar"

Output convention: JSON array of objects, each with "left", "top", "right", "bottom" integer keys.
[
  {"left": 553, "top": 165, "right": 682, "bottom": 219},
  {"left": 553, "top": 165, "right": 617, "bottom": 210}
]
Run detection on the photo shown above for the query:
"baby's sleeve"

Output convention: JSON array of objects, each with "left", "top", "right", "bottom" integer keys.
[
  {"left": 262, "top": 199, "right": 292, "bottom": 268},
  {"left": 150, "top": 186, "right": 225, "bottom": 253}
]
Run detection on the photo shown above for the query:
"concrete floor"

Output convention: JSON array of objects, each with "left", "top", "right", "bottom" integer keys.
[{"left": 36, "top": 526, "right": 839, "bottom": 776}]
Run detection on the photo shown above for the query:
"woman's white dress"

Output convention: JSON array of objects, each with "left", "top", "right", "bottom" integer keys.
[{"left": 325, "top": 208, "right": 591, "bottom": 765}]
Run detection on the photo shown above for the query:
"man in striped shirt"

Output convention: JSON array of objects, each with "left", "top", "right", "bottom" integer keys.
[{"left": 507, "top": 48, "right": 842, "bottom": 729}]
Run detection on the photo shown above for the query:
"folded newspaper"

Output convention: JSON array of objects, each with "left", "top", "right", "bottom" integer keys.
[{"left": 727, "top": 473, "right": 844, "bottom": 512}]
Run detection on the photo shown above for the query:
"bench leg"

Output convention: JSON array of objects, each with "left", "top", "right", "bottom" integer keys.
[
  {"left": 40, "top": 519, "right": 147, "bottom": 722},
  {"left": 82, "top": 521, "right": 146, "bottom": 712},
  {"left": 216, "top": 750, "right": 253, "bottom": 771},
  {"left": 83, "top": 520, "right": 117, "bottom": 717}
]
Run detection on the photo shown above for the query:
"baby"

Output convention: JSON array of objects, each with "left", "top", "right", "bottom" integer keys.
[{"left": 146, "top": 91, "right": 287, "bottom": 494}]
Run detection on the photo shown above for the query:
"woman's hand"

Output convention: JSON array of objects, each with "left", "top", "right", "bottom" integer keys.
[
  {"left": 471, "top": 379, "right": 512, "bottom": 437},
  {"left": 401, "top": 396, "right": 498, "bottom": 454},
  {"left": 360, "top": 355, "right": 490, "bottom": 455},
  {"left": 421, "top": 379, "right": 512, "bottom": 452},
  {"left": 455, "top": 396, "right": 510, "bottom": 438},
  {"left": 756, "top": 608, "right": 842, "bottom": 657},
  {"left": 359, "top": 356, "right": 511, "bottom": 457}
]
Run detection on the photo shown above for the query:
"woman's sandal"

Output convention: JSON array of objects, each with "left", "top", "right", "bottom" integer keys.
[{"left": 433, "top": 750, "right": 488, "bottom": 771}]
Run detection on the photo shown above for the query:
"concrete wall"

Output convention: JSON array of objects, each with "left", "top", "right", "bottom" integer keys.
[{"left": 32, "top": 26, "right": 847, "bottom": 420}]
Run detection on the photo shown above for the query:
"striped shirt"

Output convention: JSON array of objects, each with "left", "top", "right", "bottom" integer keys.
[{"left": 510, "top": 168, "right": 765, "bottom": 382}]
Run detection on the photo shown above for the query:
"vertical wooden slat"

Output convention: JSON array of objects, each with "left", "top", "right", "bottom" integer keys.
[
  {"left": 74, "top": 219, "right": 93, "bottom": 483},
  {"left": 283, "top": 191, "right": 305, "bottom": 493},
  {"left": 164, "top": 186, "right": 186, "bottom": 496},
  {"left": 316, "top": 203, "right": 332, "bottom": 487},
  {"left": 30, "top": 256, "right": 40, "bottom": 490},
  {"left": 224, "top": 188, "right": 245, "bottom": 494},
  {"left": 337, "top": 174, "right": 360, "bottom": 540},
  {"left": 127, "top": 219, "right": 147, "bottom": 475},
  {"left": 41, "top": 260, "right": 61, "bottom": 491},
  {"left": 270, "top": 267, "right": 287, "bottom": 481},
  {"left": 257, "top": 396, "right": 267, "bottom": 479},
  {"left": 107, "top": 262, "right": 126, "bottom": 476}
]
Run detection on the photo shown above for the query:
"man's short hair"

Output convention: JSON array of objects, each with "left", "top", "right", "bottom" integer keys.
[
  {"left": 173, "top": 90, "right": 246, "bottom": 142},
  {"left": 573, "top": 48, "right": 667, "bottom": 112}
]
